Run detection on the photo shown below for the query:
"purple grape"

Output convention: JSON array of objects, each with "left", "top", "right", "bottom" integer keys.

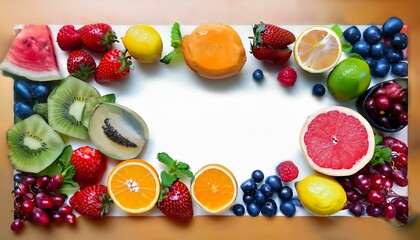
[
  {"left": 392, "top": 169, "right": 408, "bottom": 187},
  {"left": 337, "top": 177, "right": 354, "bottom": 189},
  {"left": 352, "top": 174, "right": 371, "bottom": 193},
  {"left": 389, "top": 103, "right": 404, "bottom": 115},
  {"left": 374, "top": 95, "right": 391, "bottom": 110},
  {"left": 36, "top": 175, "right": 51, "bottom": 189},
  {"left": 23, "top": 192, "right": 35, "bottom": 201},
  {"left": 383, "top": 177, "right": 393, "bottom": 190},
  {"left": 368, "top": 189, "right": 386, "bottom": 204},
  {"left": 51, "top": 194, "right": 66, "bottom": 207},
  {"left": 22, "top": 175, "right": 37, "bottom": 186},
  {"left": 383, "top": 203, "right": 397, "bottom": 219},
  {"left": 376, "top": 115, "right": 391, "bottom": 128},
  {"left": 346, "top": 188, "right": 361, "bottom": 202},
  {"left": 398, "top": 111, "right": 408, "bottom": 125},
  {"left": 392, "top": 197, "right": 408, "bottom": 216},
  {"left": 364, "top": 97, "right": 375, "bottom": 110},
  {"left": 366, "top": 204, "right": 383, "bottom": 217},
  {"left": 36, "top": 196, "right": 53, "bottom": 209},
  {"left": 52, "top": 211, "right": 64, "bottom": 223},
  {"left": 32, "top": 208, "right": 50, "bottom": 226},
  {"left": 378, "top": 162, "right": 392, "bottom": 177},
  {"left": 349, "top": 201, "right": 366, "bottom": 217},
  {"left": 382, "top": 136, "right": 408, "bottom": 154},
  {"left": 373, "top": 87, "right": 387, "bottom": 97},
  {"left": 58, "top": 205, "right": 73, "bottom": 216},
  {"left": 15, "top": 183, "right": 29, "bottom": 197},
  {"left": 395, "top": 213, "right": 408, "bottom": 225},
  {"left": 10, "top": 219, "right": 24, "bottom": 232}
]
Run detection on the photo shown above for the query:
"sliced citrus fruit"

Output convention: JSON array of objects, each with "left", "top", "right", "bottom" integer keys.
[
  {"left": 107, "top": 159, "right": 160, "bottom": 213},
  {"left": 293, "top": 26, "right": 342, "bottom": 73},
  {"left": 299, "top": 106, "right": 375, "bottom": 176},
  {"left": 191, "top": 164, "right": 238, "bottom": 213}
]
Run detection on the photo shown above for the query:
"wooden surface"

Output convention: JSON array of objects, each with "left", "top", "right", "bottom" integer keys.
[{"left": 1, "top": 0, "right": 419, "bottom": 239}]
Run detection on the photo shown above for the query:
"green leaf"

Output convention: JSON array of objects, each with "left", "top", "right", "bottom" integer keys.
[
  {"left": 342, "top": 42, "right": 352, "bottom": 53},
  {"left": 331, "top": 24, "right": 343, "bottom": 38},
  {"left": 57, "top": 183, "right": 79, "bottom": 196},
  {"left": 349, "top": 53, "right": 364, "bottom": 60},
  {"left": 369, "top": 146, "right": 392, "bottom": 166},
  {"left": 37, "top": 161, "right": 63, "bottom": 176},
  {"left": 160, "top": 170, "right": 177, "bottom": 188},
  {"left": 179, "top": 168, "right": 195, "bottom": 181},
  {"left": 58, "top": 145, "right": 73, "bottom": 169},
  {"left": 158, "top": 152, "right": 176, "bottom": 169},
  {"left": 37, "top": 145, "right": 72, "bottom": 176},
  {"left": 176, "top": 161, "right": 190, "bottom": 170},
  {"left": 375, "top": 135, "right": 383, "bottom": 145},
  {"left": 99, "top": 93, "right": 116, "bottom": 103},
  {"left": 160, "top": 22, "right": 183, "bottom": 64}
]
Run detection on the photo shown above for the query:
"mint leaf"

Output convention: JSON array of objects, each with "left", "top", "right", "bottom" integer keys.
[
  {"left": 158, "top": 152, "right": 176, "bottom": 169},
  {"left": 375, "top": 135, "right": 383, "bottom": 145},
  {"left": 331, "top": 24, "right": 343, "bottom": 38},
  {"left": 342, "top": 42, "right": 352, "bottom": 53},
  {"left": 179, "top": 169, "right": 195, "bottom": 181},
  {"left": 370, "top": 146, "right": 392, "bottom": 166},
  {"left": 37, "top": 145, "right": 72, "bottom": 176},
  {"left": 58, "top": 145, "right": 73, "bottom": 169},
  {"left": 57, "top": 183, "right": 79, "bottom": 196},
  {"left": 160, "top": 170, "right": 177, "bottom": 187},
  {"left": 176, "top": 161, "right": 190, "bottom": 170},
  {"left": 160, "top": 22, "right": 183, "bottom": 64}
]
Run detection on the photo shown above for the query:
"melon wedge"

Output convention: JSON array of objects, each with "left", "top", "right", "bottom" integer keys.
[{"left": 0, "top": 25, "right": 61, "bottom": 81}]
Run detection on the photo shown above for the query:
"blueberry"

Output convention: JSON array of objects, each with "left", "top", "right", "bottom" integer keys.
[
  {"left": 240, "top": 178, "right": 257, "bottom": 193},
  {"left": 352, "top": 41, "right": 370, "bottom": 57},
  {"left": 252, "top": 69, "right": 264, "bottom": 82},
  {"left": 254, "top": 189, "right": 267, "bottom": 205},
  {"left": 291, "top": 196, "right": 302, "bottom": 207},
  {"left": 386, "top": 48, "right": 404, "bottom": 63},
  {"left": 14, "top": 79, "right": 33, "bottom": 102},
  {"left": 14, "top": 101, "right": 35, "bottom": 120},
  {"left": 364, "top": 57, "right": 376, "bottom": 69},
  {"left": 260, "top": 183, "right": 274, "bottom": 197},
  {"left": 232, "top": 204, "right": 245, "bottom": 216},
  {"left": 13, "top": 173, "right": 22, "bottom": 183},
  {"left": 372, "top": 58, "right": 391, "bottom": 77},
  {"left": 363, "top": 25, "right": 382, "bottom": 45},
  {"left": 280, "top": 201, "right": 296, "bottom": 217},
  {"left": 391, "top": 62, "right": 408, "bottom": 77},
  {"left": 33, "top": 84, "right": 50, "bottom": 98},
  {"left": 278, "top": 186, "right": 293, "bottom": 200},
  {"left": 243, "top": 193, "right": 255, "bottom": 204},
  {"left": 370, "top": 42, "right": 386, "bottom": 58},
  {"left": 343, "top": 26, "right": 361, "bottom": 44},
  {"left": 382, "top": 16, "right": 403, "bottom": 37},
  {"left": 246, "top": 202, "right": 261, "bottom": 216},
  {"left": 251, "top": 170, "right": 264, "bottom": 183},
  {"left": 264, "top": 175, "right": 282, "bottom": 191},
  {"left": 312, "top": 84, "right": 325, "bottom": 97},
  {"left": 261, "top": 199, "right": 278, "bottom": 217},
  {"left": 391, "top": 33, "right": 408, "bottom": 50}
]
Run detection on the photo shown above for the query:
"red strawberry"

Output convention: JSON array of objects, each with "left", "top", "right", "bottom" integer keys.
[
  {"left": 253, "top": 22, "right": 295, "bottom": 48},
  {"left": 70, "top": 146, "right": 107, "bottom": 189},
  {"left": 251, "top": 45, "right": 292, "bottom": 65},
  {"left": 158, "top": 180, "right": 194, "bottom": 222},
  {"left": 94, "top": 49, "right": 132, "bottom": 83},
  {"left": 277, "top": 66, "right": 297, "bottom": 87},
  {"left": 67, "top": 50, "right": 96, "bottom": 80},
  {"left": 157, "top": 152, "right": 194, "bottom": 222},
  {"left": 77, "top": 23, "right": 118, "bottom": 53},
  {"left": 57, "top": 25, "right": 82, "bottom": 51},
  {"left": 69, "top": 184, "right": 111, "bottom": 219}
]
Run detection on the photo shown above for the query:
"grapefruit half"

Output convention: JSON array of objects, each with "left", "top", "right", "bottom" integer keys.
[{"left": 299, "top": 106, "right": 375, "bottom": 176}]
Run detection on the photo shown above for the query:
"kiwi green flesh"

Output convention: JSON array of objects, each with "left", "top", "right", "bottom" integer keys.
[
  {"left": 6, "top": 114, "right": 65, "bottom": 173},
  {"left": 88, "top": 103, "right": 149, "bottom": 160},
  {"left": 48, "top": 76, "right": 100, "bottom": 139},
  {"left": 82, "top": 93, "right": 116, "bottom": 128}
]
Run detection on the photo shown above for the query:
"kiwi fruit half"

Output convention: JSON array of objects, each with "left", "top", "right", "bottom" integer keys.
[
  {"left": 48, "top": 75, "right": 100, "bottom": 139},
  {"left": 7, "top": 114, "right": 65, "bottom": 173},
  {"left": 88, "top": 102, "right": 149, "bottom": 160}
]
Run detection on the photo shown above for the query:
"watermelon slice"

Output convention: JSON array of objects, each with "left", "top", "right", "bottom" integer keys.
[{"left": 0, "top": 25, "right": 61, "bottom": 81}]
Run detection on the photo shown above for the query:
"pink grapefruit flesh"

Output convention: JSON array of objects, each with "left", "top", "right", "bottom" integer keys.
[{"left": 300, "top": 106, "right": 375, "bottom": 176}]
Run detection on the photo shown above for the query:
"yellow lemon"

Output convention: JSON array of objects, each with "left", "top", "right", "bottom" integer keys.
[
  {"left": 122, "top": 25, "right": 163, "bottom": 63},
  {"left": 296, "top": 173, "right": 347, "bottom": 216}
]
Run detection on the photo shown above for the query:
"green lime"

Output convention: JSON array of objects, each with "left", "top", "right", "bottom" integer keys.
[
  {"left": 327, "top": 57, "right": 371, "bottom": 100},
  {"left": 296, "top": 173, "right": 347, "bottom": 216}
]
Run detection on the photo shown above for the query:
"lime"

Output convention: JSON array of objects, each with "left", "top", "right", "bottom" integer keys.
[
  {"left": 296, "top": 173, "right": 347, "bottom": 216},
  {"left": 327, "top": 57, "right": 371, "bottom": 100},
  {"left": 121, "top": 25, "right": 163, "bottom": 63}
]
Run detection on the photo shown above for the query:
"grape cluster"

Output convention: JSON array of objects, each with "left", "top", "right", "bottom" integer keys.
[
  {"left": 343, "top": 16, "right": 408, "bottom": 78},
  {"left": 336, "top": 136, "right": 408, "bottom": 224},
  {"left": 364, "top": 81, "right": 408, "bottom": 130},
  {"left": 10, "top": 173, "right": 76, "bottom": 232},
  {"left": 232, "top": 169, "right": 301, "bottom": 217}
]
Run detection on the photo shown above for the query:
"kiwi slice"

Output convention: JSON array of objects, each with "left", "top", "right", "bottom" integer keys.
[
  {"left": 88, "top": 103, "right": 149, "bottom": 160},
  {"left": 81, "top": 93, "right": 116, "bottom": 128},
  {"left": 6, "top": 114, "right": 65, "bottom": 173},
  {"left": 48, "top": 75, "right": 100, "bottom": 139}
]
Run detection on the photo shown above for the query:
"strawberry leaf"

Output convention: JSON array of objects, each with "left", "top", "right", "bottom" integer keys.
[
  {"left": 158, "top": 152, "right": 176, "bottom": 170},
  {"left": 160, "top": 22, "right": 183, "bottom": 64},
  {"left": 161, "top": 170, "right": 178, "bottom": 188}
]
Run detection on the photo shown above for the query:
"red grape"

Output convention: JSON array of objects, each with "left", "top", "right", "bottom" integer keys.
[
  {"left": 22, "top": 175, "right": 37, "bottom": 186},
  {"left": 392, "top": 169, "right": 408, "bottom": 187},
  {"left": 36, "top": 196, "right": 53, "bottom": 209},
  {"left": 394, "top": 152, "right": 408, "bottom": 165},
  {"left": 52, "top": 211, "right": 64, "bottom": 223},
  {"left": 368, "top": 189, "right": 386, "bottom": 204},
  {"left": 383, "top": 136, "right": 408, "bottom": 154},
  {"left": 346, "top": 188, "right": 361, "bottom": 202},
  {"left": 51, "top": 194, "right": 66, "bottom": 207},
  {"left": 10, "top": 219, "right": 24, "bottom": 232},
  {"left": 370, "top": 174, "right": 385, "bottom": 190},
  {"left": 32, "top": 208, "right": 50, "bottom": 226},
  {"left": 383, "top": 203, "right": 397, "bottom": 219},
  {"left": 65, "top": 213, "right": 77, "bottom": 225},
  {"left": 374, "top": 95, "right": 391, "bottom": 110},
  {"left": 389, "top": 103, "right": 404, "bottom": 115},
  {"left": 352, "top": 174, "right": 371, "bottom": 193},
  {"left": 349, "top": 201, "right": 365, "bottom": 217},
  {"left": 366, "top": 204, "right": 383, "bottom": 217},
  {"left": 378, "top": 162, "right": 392, "bottom": 177},
  {"left": 383, "top": 177, "right": 393, "bottom": 190},
  {"left": 398, "top": 111, "right": 408, "bottom": 125},
  {"left": 58, "top": 205, "right": 73, "bottom": 216},
  {"left": 36, "top": 175, "right": 51, "bottom": 189},
  {"left": 22, "top": 200, "right": 36, "bottom": 213}
]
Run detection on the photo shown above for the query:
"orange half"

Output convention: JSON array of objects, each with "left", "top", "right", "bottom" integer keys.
[
  {"left": 293, "top": 26, "right": 342, "bottom": 73},
  {"left": 107, "top": 159, "right": 160, "bottom": 214},
  {"left": 191, "top": 164, "right": 238, "bottom": 213}
]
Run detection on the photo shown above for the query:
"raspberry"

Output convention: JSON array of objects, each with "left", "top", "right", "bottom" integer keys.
[
  {"left": 277, "top": 161, "right": 299, "bottom": 182},
  {"left": 277, "top": 66, "right": 297, "bottom": 87}
]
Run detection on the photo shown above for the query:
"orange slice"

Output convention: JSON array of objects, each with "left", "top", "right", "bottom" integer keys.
[
  {"left": 191, "top": 164, "right": 238, "bottom": 213},
  {"left": 293, "top": 26, "right": 342, "bottom": 73},
  {"left": 107, "top": 159, "right": 160, "bottom": 214}
]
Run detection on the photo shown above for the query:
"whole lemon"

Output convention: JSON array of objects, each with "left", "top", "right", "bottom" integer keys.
[
  {"left": 327, "top": 57, "right": 371, "bottom": 100},
  {"left": 122, "top": 25, "right": 163, "bottom": 63},
  {"left": 296, "top": 173, "right": 347, "bottom": 216}
]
